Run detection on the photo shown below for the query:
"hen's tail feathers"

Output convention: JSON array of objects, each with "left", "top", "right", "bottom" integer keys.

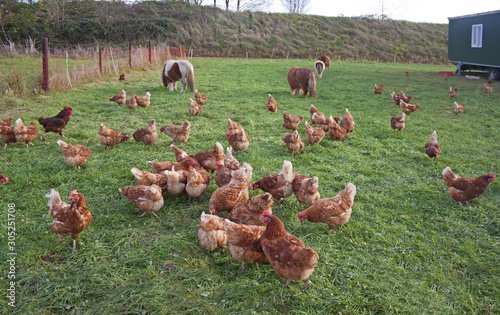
[
  {"left": 226, "top": 147, "right": 233, "bottom": 159},
  {"left": 310, "top": 176, "right": 320, "bottom": 189},
  {"left": 341, "top": 182, "right": 357, "bottom": 202},
  {"left": 281, "top": 160, "right": 294, "bottom": 183},
  {"left": 442, "top": 167, "right": 458, "bottom": 187},
  {"left": 430, "top": 131, "right": 437, "bottom": 142},
  {"left": 224, "top": 219, "right": 263, "bottom": 246},
  {"left": 170, "top": 143, "right": 188, "bottom": 160},
  {"left": 57, "top": 140, "right": 68, "bottom": 148},
  {"left": 223, "top": 219, "right": 238, "bottom": 237},
  {"left": 131, "top": 167, "right": 144, "bottom": 182},
  {"left": 240, "top": 162, "right": 253, "bottom": 183},
  {"left": 224, "top": 219, "right": 248, "bottom": 245},
  {"left": 45, "top": 189, "right": 62, "bottom": 212},
  {"left": 215, "top": 142, "right": 224, "bottom": 154},
  {"left": 199, "top": 211, "right": 224, "bottom": 230}
]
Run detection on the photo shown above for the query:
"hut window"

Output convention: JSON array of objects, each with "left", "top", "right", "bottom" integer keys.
[{"left": 471, "top": 24, "right": 483, "bottom": 48}]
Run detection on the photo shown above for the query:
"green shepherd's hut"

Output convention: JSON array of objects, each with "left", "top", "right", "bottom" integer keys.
[{"left": 448, "top": 10, "right": 500, "bottom": 80}]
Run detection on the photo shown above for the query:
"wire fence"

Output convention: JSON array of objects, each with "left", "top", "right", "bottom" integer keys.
[
  {"left": 1, "top": 38, "right": 446, "bottom": 99},
  {"left": 0, "top": 39, "right": 195, "bottom": 98}
]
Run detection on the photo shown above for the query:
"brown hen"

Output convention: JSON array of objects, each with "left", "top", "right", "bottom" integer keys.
[
  {"left": 260, "top": 212, "right": 319, "bottom": 290},
  {"left": 46, "top": 189, "right": 92, "bottom": 253}
]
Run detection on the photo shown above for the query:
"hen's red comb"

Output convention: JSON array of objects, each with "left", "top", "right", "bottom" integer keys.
[
  {"left": 262, "top": 211, "right": 271, "bottom": 218},
  {"left": 489, "top": 173, "right": 495, "bottom": 179}
]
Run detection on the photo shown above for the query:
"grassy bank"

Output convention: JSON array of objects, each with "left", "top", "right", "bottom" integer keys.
[
  {"left": 0, "top": 58, "right": 498, "bottom": 314},
  {"left": 2, "top": 1, "right": 448, "bottom": 63}
]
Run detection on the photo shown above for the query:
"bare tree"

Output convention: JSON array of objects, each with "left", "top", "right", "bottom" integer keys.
[
  {"left": 280, "top": 0, "right": 311, "bottom": 14},
  {"left": 225, "top": 0, "right": 230, "bottom": 10},
  {"left": 237, "top": 0, "right": 270, "bottom": 11},
  {"left": 379, "top": 0, "right": 388, "bottom": 20}
]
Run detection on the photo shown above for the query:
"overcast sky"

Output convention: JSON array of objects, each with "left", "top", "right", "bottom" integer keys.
[{"left": 265, "top": 0, "right": 500, "bottom": 24}]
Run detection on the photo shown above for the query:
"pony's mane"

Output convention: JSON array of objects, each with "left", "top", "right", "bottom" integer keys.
[{"left": 314, "top": 60, "right": 325, "bottom": 78}]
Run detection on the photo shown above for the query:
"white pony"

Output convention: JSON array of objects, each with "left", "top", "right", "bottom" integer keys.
[
  {"left": 161, "top": 60, "right": 195, "bottom": 93},
  {"left": 314, "top": 60, "right": 326, "bottom": 78}
]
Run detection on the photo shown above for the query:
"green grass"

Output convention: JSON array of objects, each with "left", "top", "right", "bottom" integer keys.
[{"left": 0, "top": 58, "right": 499, "bottom": 314}]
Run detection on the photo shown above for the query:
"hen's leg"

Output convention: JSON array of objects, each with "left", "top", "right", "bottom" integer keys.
[
  {"left": 71, "top": 239, "right": 78, "bottom": 253},
  {"left": 303, "top": 279, "right": 312, "bottom": 290}
]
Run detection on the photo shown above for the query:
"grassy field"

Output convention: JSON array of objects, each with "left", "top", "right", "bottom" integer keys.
[{"left": 0, "top": 58, "right": 499, "bottom": 314}]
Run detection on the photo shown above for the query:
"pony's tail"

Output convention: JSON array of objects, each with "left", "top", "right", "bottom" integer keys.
[
  {"left": 187, "top": 67, "right": 195, "bottom": 93},
  {"left": 309, "top": 71, "right": 317, "bottom": 99},
  {"left": 161, "top": 63, "right": 169, "bottom": 87}
]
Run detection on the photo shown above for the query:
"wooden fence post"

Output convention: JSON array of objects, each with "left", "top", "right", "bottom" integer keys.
[
  {"left": 139, "top": 45, "right": 144, "bottom": 69},
  {"left": 153, "top": 47, "right": 158, "bottom": 66},
  {"left": 148, "top": 40, "right": 152, "bottom": 65},
  {"left": 129, "top": 41, "right": 132, "bottom": 68},
  {"left": 110, "top": 48, "right": 118, "bottom": 74},
  {"left": 99, "top": 42, "right": 103, "bottom": 75},
  {"left": 42, "top": 37, "right": 49, "bottom": 92},
  {"left": 65, "top": 50, "right": 73, "bottom": 89}
]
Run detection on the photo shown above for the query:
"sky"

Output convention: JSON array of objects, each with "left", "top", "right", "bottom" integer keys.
[{"left": 266, "top": 0, "right": 500, "bottom": 24}]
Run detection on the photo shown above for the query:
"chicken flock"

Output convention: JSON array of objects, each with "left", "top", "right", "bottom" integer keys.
[{"left": 1, "top": 57, "right": 496, "bottom": 291}]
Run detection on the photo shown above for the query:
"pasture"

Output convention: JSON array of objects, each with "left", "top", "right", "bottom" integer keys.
[{"left": 0, "top": 58, "right": 498, "bottom": 314}]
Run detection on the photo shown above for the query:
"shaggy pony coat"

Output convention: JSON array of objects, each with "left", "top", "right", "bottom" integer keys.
[
  {"left": 162, "top": 60, "right": 195, "bottom": 93},
  {"left": 287, "top": 67, "right": 317, "bottom": 98}
]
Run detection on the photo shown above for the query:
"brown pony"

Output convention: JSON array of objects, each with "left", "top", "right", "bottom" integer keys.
[
  {"left": 317, "top": 55, "right": 331, "bottom": 69},
  {"left": 287, "top": 67, "right": 317, "bottom": 98}
]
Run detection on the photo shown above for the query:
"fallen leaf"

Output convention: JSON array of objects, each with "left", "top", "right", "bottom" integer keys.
[{"left": 164, "top": 264, "right": 176, "bottom": 270}]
